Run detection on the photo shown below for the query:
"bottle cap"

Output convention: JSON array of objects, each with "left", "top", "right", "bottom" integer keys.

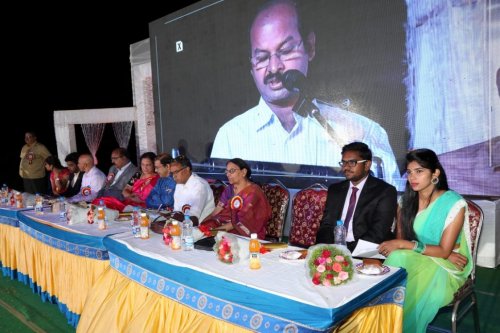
[
  {"left": 250, "top": 233, "right": 257, "bottom": 239},
  {"left": 141, "top": 212, "right": 147, "bottom": 217},
  {"left": 336, "top": 220, "right": 344, "bottom": 226},
  {"left": 172, "top": 221, "right": 178, "bottom": 225}
]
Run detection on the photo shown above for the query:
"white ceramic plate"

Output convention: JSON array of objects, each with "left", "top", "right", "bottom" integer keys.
[{"left": 355, "top": 263, "right": 390, "bottom": 275}]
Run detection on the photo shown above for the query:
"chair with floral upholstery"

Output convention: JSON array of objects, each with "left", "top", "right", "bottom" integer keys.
[
  {"left": 208, "top": 179, "right": 227, "bottom": 206},
  {"left": 429, "top": 199, "right": 484, "bottom": 333},
  {"left": 260, "top": 179, "right": 290, "bottom": 242},
  {"left": 288, "top": 183, "right": 328, "bottom": 248}
]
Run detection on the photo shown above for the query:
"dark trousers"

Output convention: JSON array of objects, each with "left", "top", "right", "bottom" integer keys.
[{"left": 23, "top": 177, "right": 46, "bottom": 194}]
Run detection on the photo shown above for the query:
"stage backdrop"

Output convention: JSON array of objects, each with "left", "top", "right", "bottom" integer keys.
[{"left": 150, "top": 0, "right": 499, "bottom": 196}]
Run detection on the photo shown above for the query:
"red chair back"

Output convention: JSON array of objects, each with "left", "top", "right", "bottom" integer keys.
[
  {"left": 260, "top": 180, "right": 290, "bottom": 242},
  {"left": 208, "top": 179, "right": 227, "bottom": 206},
  {"left": 289, "top": 184, "right": 328, "bottom": 247}
]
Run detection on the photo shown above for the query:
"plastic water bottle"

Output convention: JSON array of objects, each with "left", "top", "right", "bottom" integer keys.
[
  {"left": 140, "top": 213, "right": 149, "bottom": 239},
  {"left": 97, "top": 207, "right": 106, "bottom": 230},
  {"left": 334, "top": 220, "right": 346, "bottom": 246},
  {"left": 182, "top": 212, "right": 194, "bottom": 251},
  {"left": 132, "top": 207, "right": 141, "bottom": 238},
  {"left": 34, "top": 193, "right": 43, "bottom": 214},
  {"left": 249, "top": 233, "right": 261, "bottom": 269},
  {"left": 58, "top": 197, "right": 66, "bottom": 221},
  {"left": 1, "top": 184, "right": 8, "bottom": 204},
  {"left": 170, "top": 221, "right": 181, "bottom": 250}
]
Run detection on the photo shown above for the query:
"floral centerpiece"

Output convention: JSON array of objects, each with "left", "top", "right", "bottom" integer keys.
[
  {"left": 213, "top": 232, "right": 250, "bottom": 264},
  {"left": 306, "top": 244, "right": 355, "bottom": 286},
  {"left": 214, "top": 235, "right": 235, "bottom": 264}
]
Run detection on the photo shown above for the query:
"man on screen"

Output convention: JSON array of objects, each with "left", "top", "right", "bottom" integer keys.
[{"left": 211, "top": 0, "right": 401, "bottom": 188}]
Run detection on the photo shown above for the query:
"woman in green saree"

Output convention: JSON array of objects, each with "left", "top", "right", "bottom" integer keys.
[{"left": 378, "top": 149, "right": 472, "bottom": 333}]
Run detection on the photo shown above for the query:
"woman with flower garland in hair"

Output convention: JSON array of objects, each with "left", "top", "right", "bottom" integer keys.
[
  {"left": 378, "top": 149, "right": 472, "bottom": 333},
  {"left": 201, "top": 158, "right": 271, "bottom": 240}
]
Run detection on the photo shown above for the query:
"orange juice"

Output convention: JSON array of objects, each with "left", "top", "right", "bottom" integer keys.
[
  {"left": 140, "top": 213, "right": 149, "bottom": 239},
  {"left": 170, "top": 221, "right": 181, "bottom": 250},
  {"left": 249, "top": 233, "right": 261, "bottom": 269}
]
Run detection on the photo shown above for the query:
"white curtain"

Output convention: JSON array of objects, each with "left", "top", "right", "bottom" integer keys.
[
  {"left": 405, "top": 0, "right": 492, "bottom": 153},
  {"left": 112, "top": 122, "right": 134, "bottom": 149},
  {"left": 81, "top": 123, "right": 106, "bottom": 164}
]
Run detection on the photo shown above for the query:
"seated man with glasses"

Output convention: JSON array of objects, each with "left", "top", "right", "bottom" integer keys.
[
  {"left": 315, "top": 142, "right": 397, "bottom": 252},
  {"left": 211, "top": 0, "right": 401, "bottom": 189},
  {"left": 170, "top": 155, "right": 215, "bottom": 226},
  {"left": 95, "top": 148, "right": 138, "bottom": 201},
  {"left": 200, "top": 158, "right": 272, "bottom": 240}
]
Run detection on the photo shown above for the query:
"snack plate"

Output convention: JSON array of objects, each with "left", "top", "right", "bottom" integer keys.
[
  {"left": 355, "top": 263, "right": 390, "bottom": 275},
  {"left": 279, "top": 250, "right": 307, "bottom": 261}
]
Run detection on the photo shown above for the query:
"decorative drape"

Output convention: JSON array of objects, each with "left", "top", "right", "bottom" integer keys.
[
  {"left": 112, "top": 122, "right": 133, "bottom": 149},
  {"left": 81, "top": 123, "right": 105, "bottom": 165},
  {"left": 405, "top": 0, "right": 490, "bottom": 153}
]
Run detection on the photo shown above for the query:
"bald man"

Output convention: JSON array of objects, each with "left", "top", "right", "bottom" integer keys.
[{"left": 68, "top": 154, "right": 106, "bottom": 203}]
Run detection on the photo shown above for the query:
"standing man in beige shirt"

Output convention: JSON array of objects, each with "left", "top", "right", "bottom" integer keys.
[{"left": 19, "top": 131, "right": 51, "bottom": 194}]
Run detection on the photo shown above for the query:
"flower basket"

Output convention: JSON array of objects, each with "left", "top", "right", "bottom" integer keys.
[{"left": 305, "top": 244, "right": 355, "bottom": 286}]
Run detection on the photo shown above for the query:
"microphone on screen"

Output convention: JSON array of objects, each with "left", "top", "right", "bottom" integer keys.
[
  {"left": 282, "top": 69, "right": 308, "bottom": 93},
  {"left": 281, "top": 69, "right": 318, "bottom": 117},
  {"left": 282, "top": 69, "right": 340, "bottom": 146}
]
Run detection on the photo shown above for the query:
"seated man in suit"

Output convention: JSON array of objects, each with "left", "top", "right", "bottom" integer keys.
[
  {"left": 63, "top": 152, "right": 84, "bottom": 197},
  {"left": 96, "top": 148, "right": 138, "bottom": 200},
  {"left": 316, "top": 142, "right": 397, "bottom": 252}
]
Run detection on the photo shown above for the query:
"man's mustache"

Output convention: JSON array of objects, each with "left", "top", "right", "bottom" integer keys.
[{"left": 263, "top": 72, "right": 283, "bottom": 85}]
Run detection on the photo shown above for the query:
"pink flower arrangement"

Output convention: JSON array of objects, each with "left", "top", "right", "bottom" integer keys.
[
  {"left": 214, "top": 236, "right": 234, "bottom": 264},
  {"left": 307, "top": 245, "right": 354, "bottom": 286}
]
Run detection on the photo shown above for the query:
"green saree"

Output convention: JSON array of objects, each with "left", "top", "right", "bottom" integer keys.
[{"left": 384, "top": 191, "right": 472, "bottom": 333}]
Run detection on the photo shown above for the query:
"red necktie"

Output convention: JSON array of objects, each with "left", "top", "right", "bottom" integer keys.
[{"left": 344, "top": 187, "right": 358, "bottom": 231}]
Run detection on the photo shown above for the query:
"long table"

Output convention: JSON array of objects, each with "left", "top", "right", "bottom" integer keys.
[
  {"left": 77, "top": 232, "right": 406, "bottom": 333},
  {"left": 0, "top": 205, "right": 131, "bottom": 326},
  {"left": 1, "top": 207, "right": 406, "bottom": 332}
]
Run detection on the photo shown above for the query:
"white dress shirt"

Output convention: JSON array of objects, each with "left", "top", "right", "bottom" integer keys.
[
  {"left": 211, "top": 98, "right": 402, "bottom": 189},
  {"left": 173, "top": 173, "right": 215, "bottom": 221},
  {"left": 341, "top": 175, "right": 369, "bottom": 242}
]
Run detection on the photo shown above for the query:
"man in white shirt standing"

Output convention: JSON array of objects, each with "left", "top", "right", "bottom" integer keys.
[
  {"left": 211, "top": 0, "right": 401, "bottom": 188},
  {"left": 170, "top": 156, "right": 215, "bottom": 226},
  {"left": 68, "top": 154, "right": 106, "bottom": 203},
  {"left": 96, "top": 148, "right": 138, "bottom": 200}
]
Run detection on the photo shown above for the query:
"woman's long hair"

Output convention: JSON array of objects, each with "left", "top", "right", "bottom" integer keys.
[{"left": 400, "top": 149, "right": 449, "bottom": 240}]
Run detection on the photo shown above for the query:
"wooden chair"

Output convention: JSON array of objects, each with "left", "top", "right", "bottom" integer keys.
[
  {"left": 429, "top": 199, "right": 484, "bottom": 333},
  {"left": 288, "top": 183, "right": 328, "bottom": 248},
  {"left": 260, "top": 179, "right": 290, "bottom": 242}
]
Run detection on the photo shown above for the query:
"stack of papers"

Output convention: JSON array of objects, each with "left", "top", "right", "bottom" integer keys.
[{"left": 351, "top": 240, "right": 386, "bottom": 259}]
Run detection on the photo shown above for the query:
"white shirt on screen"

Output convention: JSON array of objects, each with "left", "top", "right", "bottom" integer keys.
[
  {"left": 211, "top": 98, "right": 402, "bottom": 189},
  {"left": 173, "top": 172, "right": 215, "bottom": 221}
]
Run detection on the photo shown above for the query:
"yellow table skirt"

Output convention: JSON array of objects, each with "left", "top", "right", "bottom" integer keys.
[
  {"left": 78, "top": 265, "right": 403, "bottom": 333},
  {"left": 0, "top": 223, "right": 21, "bottom": 271},
  {"left": 77, "top": 266, "right": 251, "bottom": 333},
  {"left": 334, "top": 303, "right": 403, "bottom": 333},
  {"left": 15, "top": 230, "right": 109, "bottom": 315}
]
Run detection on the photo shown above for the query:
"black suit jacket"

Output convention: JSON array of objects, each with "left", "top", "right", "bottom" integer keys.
[
  {"left": 64, "top": 172, "right": 84, "bottom": 198},
  {"left": 315, "top": 175, "right": 397, "bottom": 252}
]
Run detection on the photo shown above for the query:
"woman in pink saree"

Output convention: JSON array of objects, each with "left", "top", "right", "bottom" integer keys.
[
  {"left": 94, "top": 152, "right": 158, "bottom": 211},
  {"left": 201, "top": 158, "right": 271, "bottom": 239}
]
